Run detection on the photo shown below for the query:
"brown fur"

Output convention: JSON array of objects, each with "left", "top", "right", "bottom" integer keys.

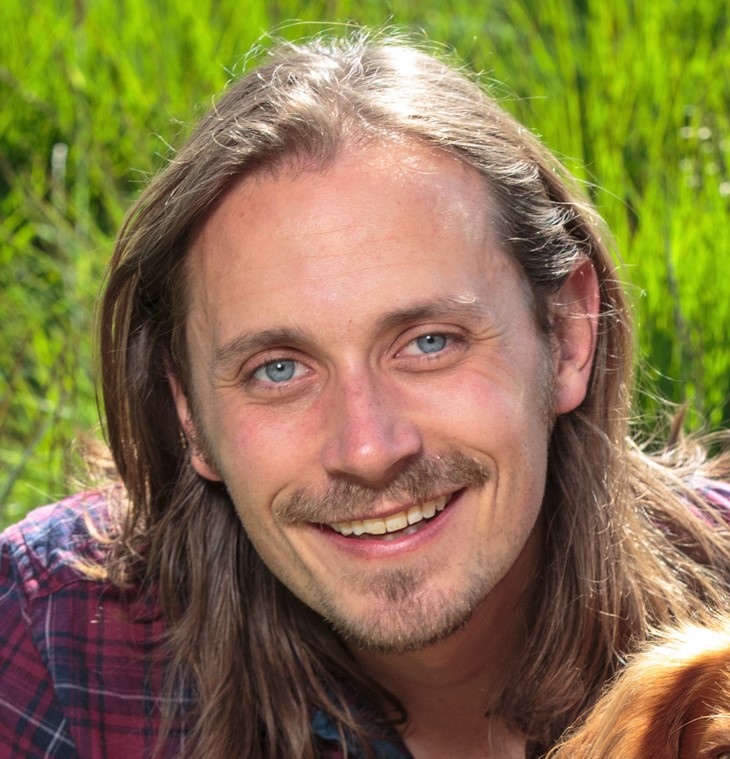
[{"left": 547, "top": 616, "right": 730, "bottom": 759}]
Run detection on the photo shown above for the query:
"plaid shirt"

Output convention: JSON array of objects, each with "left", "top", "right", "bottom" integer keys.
[
  {"left": 3, "top": 483, "right": 729, "bottom": 758},
  {"left": 0, "top": 493, "right": 409, "bottom": 758}
]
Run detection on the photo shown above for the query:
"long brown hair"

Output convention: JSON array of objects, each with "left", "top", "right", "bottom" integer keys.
[{"left": 98, "top": 31, "right": 730, "bottom": 757}]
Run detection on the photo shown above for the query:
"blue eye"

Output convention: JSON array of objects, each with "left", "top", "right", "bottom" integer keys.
[
  {"left": 257, "top": 360, "right": 297, "bottom": 383},
  {"left": 415, "top": 334, "right": 447, "bottom": 354}
]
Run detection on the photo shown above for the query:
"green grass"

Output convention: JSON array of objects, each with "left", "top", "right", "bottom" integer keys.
[{"left": 2, "top": 0, "right": 729, "bottom": 527}]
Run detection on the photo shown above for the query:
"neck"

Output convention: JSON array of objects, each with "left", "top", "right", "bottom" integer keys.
[{"left": 351, "top": 525, "right": 541, "bottom": 758}]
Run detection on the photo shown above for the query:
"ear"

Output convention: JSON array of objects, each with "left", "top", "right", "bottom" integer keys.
[
  {"left": 166, "top": 365, "right": 223, "bottom": 482},
  {"left": 550, "top": 259, "right": 600, "bottom": 416}
]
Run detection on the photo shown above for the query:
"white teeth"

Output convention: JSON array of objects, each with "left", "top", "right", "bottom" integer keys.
[
  {"left": 385, "top": 512, "right": 408, "bottom": 532},
  {"left": 362, "top": 518, "right": 387, "bottom": 535},
  {"left": 330, "top": 495, "right": 450, "bottom": 537}
]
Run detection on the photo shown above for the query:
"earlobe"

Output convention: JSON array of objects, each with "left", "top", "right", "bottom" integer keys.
[
  {"left": 551, "top": 260, "right": 600, "bottom": 415},
  {"left": 166, "top": 365, "right": 223, "bottom": 482}
]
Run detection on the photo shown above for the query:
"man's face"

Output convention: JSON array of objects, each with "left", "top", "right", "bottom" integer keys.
[{"left": 172, "top": 142, "right": 593, "bottom": 653}]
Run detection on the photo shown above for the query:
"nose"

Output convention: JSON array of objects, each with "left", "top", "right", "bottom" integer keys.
[{"left": 319, "top": 369, "right": 423, "bottom": 486}]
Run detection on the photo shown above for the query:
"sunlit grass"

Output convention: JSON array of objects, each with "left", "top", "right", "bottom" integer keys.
[{"left": 2, "top": 0, "right": 728, "bottom": 525}]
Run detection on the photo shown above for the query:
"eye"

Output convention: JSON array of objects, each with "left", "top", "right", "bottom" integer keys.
[
  {"left": 416, "top": 334, "right": 447, "bottom": 354},
  {"left": 403, "top": 333, "right": 449, "bottom": 355},
  {"left": 252, "top": 359, "right": 304, "bottom": 384},
  {"left": 395, "top": 330, "right": 468, "bottom": 370}
]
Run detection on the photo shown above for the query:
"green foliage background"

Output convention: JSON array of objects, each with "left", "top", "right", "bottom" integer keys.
[{"left": 2, "top": 0, "right": 729, "bottom": 527}]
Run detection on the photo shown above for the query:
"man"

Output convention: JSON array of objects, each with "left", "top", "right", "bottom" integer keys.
[{"left": 2, "top": 33, "right": 729, "bottom": 759}]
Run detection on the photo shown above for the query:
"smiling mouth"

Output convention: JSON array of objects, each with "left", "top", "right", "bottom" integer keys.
[{"left": 328, "top": 494, "right": 453, "bottom": 539}]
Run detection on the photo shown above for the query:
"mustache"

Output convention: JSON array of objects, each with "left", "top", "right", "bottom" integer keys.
[{"left": 274, "top": 450, "right": 490, "bottom": 524}]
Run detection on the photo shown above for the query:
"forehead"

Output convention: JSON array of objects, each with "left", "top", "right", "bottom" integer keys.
[
  {"left": 191, "top": 142, "right": 493, "bottom": 261},
  {"left": 184, "top": 141, "right": 523, "bottom": 354}
]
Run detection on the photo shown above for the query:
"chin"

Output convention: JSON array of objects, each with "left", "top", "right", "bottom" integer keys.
[
  {"left": 335, "top": 600, "right": 476, "bottom": 655},
  {"left": 320, "top": 570, "right": 487, "bottom": 656},
  {"left": 547, "top": 615, "right": 730, "bottom": 759}
]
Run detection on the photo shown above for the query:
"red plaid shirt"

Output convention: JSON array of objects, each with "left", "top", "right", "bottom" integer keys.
[{"left": 0, "top": 493, "right": 181, "bottom": 757}]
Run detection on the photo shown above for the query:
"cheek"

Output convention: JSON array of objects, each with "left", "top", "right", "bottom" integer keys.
[
  {"left": 420, "top": 364, "right": 552, "bottom": 448},
  {"left": 438, "top": 369, "right": 552, "bottom": 499},
  {"left": 215, "top": 411, "right": 311, "bottom": 564},
  {"left": 211, "top": 401, "right": 322, "bottom": 500}
]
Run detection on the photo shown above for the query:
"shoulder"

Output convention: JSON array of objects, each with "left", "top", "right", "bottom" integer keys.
[
  {"left": 1, "top": 489, "right": 119, "bottom": 601},
  {"left": 0, "top": 492, "right": 115, "bottom": 756},
  {"left": 0, "top": 490, "right": 173, "bottom": 756}
]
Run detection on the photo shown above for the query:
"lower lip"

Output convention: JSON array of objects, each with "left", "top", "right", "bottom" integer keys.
[{"left": 312, "top": 490, "right": 465, "bottom": 560}]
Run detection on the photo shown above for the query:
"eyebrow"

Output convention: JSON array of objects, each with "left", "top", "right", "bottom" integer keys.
[
  {"left": 210, "top": 296, "right": 490, "bottom": 377},
  {"left": 211, "top": 327, "right": 313, "bottom": 377},
  {"left": 372, "top": 297, "right": 489, "bottom": 334}
]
